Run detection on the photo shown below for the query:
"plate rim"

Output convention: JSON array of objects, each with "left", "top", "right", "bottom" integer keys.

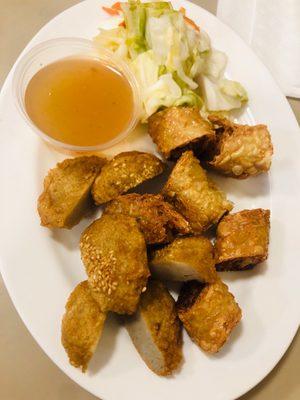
[{"left": 0, "top": 1, "right": 299, "bottom": 399}]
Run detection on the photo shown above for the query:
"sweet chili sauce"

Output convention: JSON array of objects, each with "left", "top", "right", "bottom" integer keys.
[{"left": 25, "top": 57, "right": 134, "bottom": 147}]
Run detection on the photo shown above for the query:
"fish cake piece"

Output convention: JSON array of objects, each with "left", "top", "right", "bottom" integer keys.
[
  {"left": 104, "top": 193, "right": 191, "bottom": 245},
  {"left": 125, "top": 280, "right": 182, "bottom": 376},
  {"left": 61, "top": 281, "right": 107, "bottom": 372},
  {"left": 150, "top": 236, "right": 217, "bottom": 283},
  {"left": 162, "top": 151, "right": 233, "bottom": 233},
  {"left": 38, "top": 156, "right": 106, "bottom": 229},
  {"left": 148, "top": 106, "right": 215, "bottom": 160},
  {"left": 80, "top": 213, "right": 149, "bottom": 314},
  {"left": 207, "top": 115, "right": 273, "bottom": 178},
  {"left": 215, "top": 208, "right": 270, "bottom": 271},
  {"left": 92, "top": 151, "right": 164, "bottom": 204},
  {"left": 177, "top": 280, "right": 242, "bottom": 353}
]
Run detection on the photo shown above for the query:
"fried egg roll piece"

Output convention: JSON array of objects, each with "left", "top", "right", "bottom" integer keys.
[
  {"left": 208, "top": 115, "right": 273, "bottom": 178},
  {"left": 162, "top": 151, "right": 233, "bottom": 233},
  {"left": 104, "top": 193, "right": 191, "bottom": 245},
  {"left": 177, "top": 280, "right": 241, "bottom": 353},
  {"left": 92, "top": 151, "right": 164, "bottom": 204},
  {"left": 215, "top": 208, "right": 270, "bottom": 271},
  {"left": 80, "top": 214, "right": 149, "bottom": 314},
  {"left": 150, "top": 236, "right": 217, "bottom": 283},
  {"left": 125, "top": 280, "right": 182, "bottom": 376},
  {"left": 61, "top": 281, "right": 107, "bottom": 372},
  {"left": 38, "top": 156, "right": 106, "bottom": 229},
  {"left": 148, "top": 106, "right": 215, "bottom": 160}
]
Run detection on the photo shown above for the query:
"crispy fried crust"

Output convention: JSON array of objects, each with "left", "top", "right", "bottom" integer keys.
[
  {"left": 80, "top": 213, "right": 149, "bottom": 314},
  {"left": 207, "top": 115, "right": 273, "bottom": 178},
  {"left": 61, "top": 281, "right": 107, "bottom": 372},
  {"left": 148, "top": 107, "right": 215, "bottom": 160},
  {"left": 92, "top": 151, "right": 164, "bottom": 204},
  {"left": 177, "top": 280, "right": 242, "bottom": 353},
  {"left": 215, "top": 209, "right": 270, "bottom": 271},
  {"left": 104, "top": 193, "right": 191, "bottom": 244},
  {"left": 150, "top": 236, "right": 218, "bottom": 283},
  {"left": 162, "top": 151, "right": 233, "bottom": 233},
  {"left": 126, "top": 280, "right": 182, "bottom": 376},
  {"left": 38, "top": 156, "right": 106, "bottom": 229}
]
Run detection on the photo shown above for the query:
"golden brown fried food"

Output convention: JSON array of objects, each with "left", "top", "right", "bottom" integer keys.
[
  {"left": 215, "top": 208, "right": 270, "bottom": 271},
  {"left": 61, "top": 281, "right": 107, "bottom": 372},
  {"left": 125, "top": 280, "right": 182, "bottom": 376},
  {"left": 162, "top": 151, "right": 233, "bottom": 233},
  {"left": 150, "top": 236, "right": 217, "bottom": 283},
  {"left": 104, "top": 193, "right": 191, "bottom": 245},
  {"left": 177, "top": 280, "right": 241, "bottom": 353},
  {"left": 92, "top": 151, "right": 164, "bottom": 204},
  {"left": 207, "top": 115, "right": 273, "bottom": 178},
  {"left": 148, "top": 106, "right": 215, "bottom": 160},
  {"left": 80, "top": 213, "right": 149, "bottom": 314},
  {"left": 38, "top": 156, "right": 106, "bottom": 229}
]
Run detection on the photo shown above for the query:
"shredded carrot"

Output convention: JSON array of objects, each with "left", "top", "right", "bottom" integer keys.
[
  {"left": 179, "top": 7, "right": 200, "bottom": 31},
  {"left": 112, "top": 2, "right": 122, "bottom": 11},
  {"left": 102, "top": 6, "right": 120, "bottom": 16},
  {"left": 119, "top": 20, "right": 126, "bottom": 27},
  {"left": 184, "top": 15, "right": 200, "bottom": 32}
]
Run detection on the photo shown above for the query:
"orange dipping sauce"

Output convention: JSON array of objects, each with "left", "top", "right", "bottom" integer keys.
[{"left": 25, "top": 57, "right": 134, "bottom": 147}]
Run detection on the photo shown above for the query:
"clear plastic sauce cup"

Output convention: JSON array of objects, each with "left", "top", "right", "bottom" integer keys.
[{"left": 12, "top": 37, "right": 141, "bottom": 154}]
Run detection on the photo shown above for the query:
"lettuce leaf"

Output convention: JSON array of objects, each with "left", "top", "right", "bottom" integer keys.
[
  {"left": 94, "top": 26, "right": 128, "bottom": 59},
  {"left": 131, "top": 50, "right": 182, "bottom": 119},
  {"left": 121, "top": 1, "right": 147, "bottom": 58},
  {"left": 220, "top": 79, "right": 248, "bottom": 102},
  {"left": 174, "top": 89, "right": 203, "bottom": 107},
  {"left": 198, "top": 75, "right": 248, "bottom": 111},
  {"left": 143, "top": 73, "right": 182, "bottom": 118},
  {"left": 202, "top": 49, "right": 227, "bottom": 80},
  {"left": 95, "top": 1, "right": 248, "bottom": 119}
]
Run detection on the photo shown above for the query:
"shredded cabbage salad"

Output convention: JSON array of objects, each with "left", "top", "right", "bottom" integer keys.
[{"left": 94, "top": 1, "right": 248, "bottom": 121}]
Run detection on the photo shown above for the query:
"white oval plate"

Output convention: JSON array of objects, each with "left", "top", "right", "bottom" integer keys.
[{"left": 0, "top": 1, "right": 299, "bottom": 399}]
